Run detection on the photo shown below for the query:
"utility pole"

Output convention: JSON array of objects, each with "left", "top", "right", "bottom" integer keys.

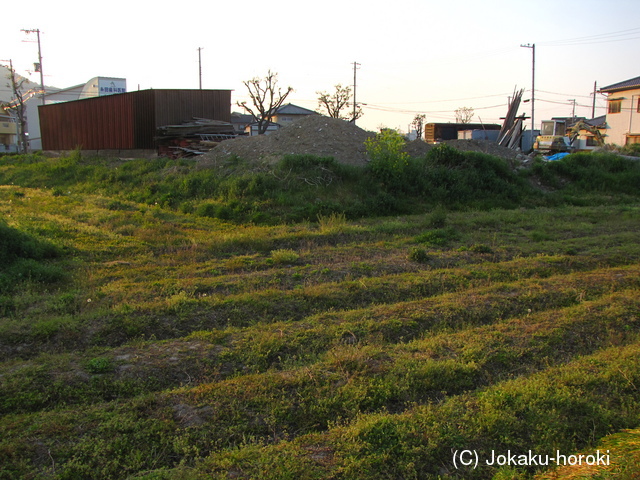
[
  {"left": 521, "top": 43, "right": 535, "bottom": 148},
  {"left": 352, "top": 61, "right": 360, "bottom": 124},
  {"left": 197, "top": 47, "right": 203, "bottom": 90},
  {"left": 568, "top": 99, "right": 576, "bottom": 119},
  {"left": 22, "top": 29, "right": 44, "bottom": 106},
  {"left": 592, "top": 81, "right": 597, "bottom": 119}
]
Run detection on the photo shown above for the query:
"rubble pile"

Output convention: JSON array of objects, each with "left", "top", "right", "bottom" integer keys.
[
  {"left": 199, "top": 116, "right": 374, "bottom": 166},
  {"left": 197, "top": 115, "right": 531, "bottom": 168}
]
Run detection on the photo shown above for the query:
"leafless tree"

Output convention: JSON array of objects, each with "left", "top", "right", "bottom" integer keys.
[
  {"left": 3, "top": 62, "right": 28, "bottom": 153},
  {"left": 411, "top": 113, "right": 426, "bottom": 140},
  {"left": 455, "top": 106, "right": 474, "bottom": 124},
  {"left": 237, "top": 70, "right": 293, "bottom": 135},
  {"left": 317, "top": 84, "right": 362, "bottom": 121}
]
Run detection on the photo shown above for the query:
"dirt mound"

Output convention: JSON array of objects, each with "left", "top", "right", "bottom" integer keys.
[
  {"left": 198, "top": 116, "right": 531, "bottom": 168},
  {"left": 199, "top": 115, "right": 375, "bottom": 167}
]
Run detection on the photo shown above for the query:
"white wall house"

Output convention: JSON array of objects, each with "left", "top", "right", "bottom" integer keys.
[
  {"left": 600, "top": 76, "right": 640, "bottom": 146},
  {"left": 271, "top": 103, "right": 317, "bottom": 127}
]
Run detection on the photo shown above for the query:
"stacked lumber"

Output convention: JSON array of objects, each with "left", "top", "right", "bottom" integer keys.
[
  {"left": 156, "top": 118, "right": 238, "bottom": 158},
  {"left": 497, "top": 88, "right": 527, "bottom": 150}
]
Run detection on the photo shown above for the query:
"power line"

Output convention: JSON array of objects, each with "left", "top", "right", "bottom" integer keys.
[
  {"left": 539, "top": 27, "right": 640, "bottom": 47},
  {"left": 536, "top": 89, "right": 598, "bottom": 99},
  {"left": 368, "top": 92, "right": 512, "bottom": 105}
]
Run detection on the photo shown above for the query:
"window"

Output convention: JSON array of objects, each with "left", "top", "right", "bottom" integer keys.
[
  {"left": 608, "top": 99, "right": 622, "bottom": 114},
  {"left": 626, "top": 135, "right": 640, "bottom": 145},
  {"left": 586, "top": 136, "right": 599, "bottom": 147},
  {"left": 637, "top": 98, "right": 640, "bottom": 113}
]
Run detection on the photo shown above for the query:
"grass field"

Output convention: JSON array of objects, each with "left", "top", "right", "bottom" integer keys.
[{"left": 1, "top": 150, "right": 639, "bottom": 479}]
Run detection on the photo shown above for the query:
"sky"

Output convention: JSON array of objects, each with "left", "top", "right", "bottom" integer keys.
[{"left": 3, "top": 0, "right": 640, "bottom": 133}]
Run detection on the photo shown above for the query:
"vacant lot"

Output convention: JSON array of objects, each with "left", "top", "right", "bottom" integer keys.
[{"left": 1, "top": 150, "right": 639, "bottom": 479}]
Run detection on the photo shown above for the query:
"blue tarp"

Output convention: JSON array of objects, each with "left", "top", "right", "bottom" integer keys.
[{"left": 546, "top": 152, "right": 570, "bottom": 161}]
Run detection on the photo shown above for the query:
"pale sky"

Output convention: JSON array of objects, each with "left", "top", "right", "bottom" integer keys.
[{"left": 3, "top": 0, "right": 640, "bottom": 133}]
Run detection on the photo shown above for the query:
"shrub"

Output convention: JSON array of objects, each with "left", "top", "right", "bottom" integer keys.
[
  {"left": 530, "top": 152, "right": 640, "bottom": 194},
  {"left": 365, "top": 130, "right": 411, "bottom": 188},
  {"left": 621, "top": 143, "right": 640, "bottom": 157},
  {"left": 426, "top": 205, "right": 447, "bottom": 228},
  {"left": 408, "top": 247, "right": 431, "bottom": 264},
  {"left": 415, "top": 227, "right": 459, "bottom": 247}
]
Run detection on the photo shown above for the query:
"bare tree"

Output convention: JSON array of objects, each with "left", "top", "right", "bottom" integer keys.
[
  {"left": 237, "top": 70, "right": 293, "bottom": 135},
  {"left": 317, "top": 84, "right": 362, "bottom": 121},
  {"left": 3, "top": 61, "right": 28, "bottom": 153},
  {"left": 455, "top": 106, "right": 474, "bottom": 124},
  {"left": 411, "top": 113, "right": 426, "bottom": 140}
]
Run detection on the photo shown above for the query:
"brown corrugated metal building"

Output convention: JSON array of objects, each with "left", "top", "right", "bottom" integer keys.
[{"left": 39, "top": 89, "right": 231, "bottom": 151}]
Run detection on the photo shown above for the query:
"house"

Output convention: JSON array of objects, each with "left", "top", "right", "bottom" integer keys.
[
  {"left": 0, "top": 112, "right": 17, "bottom": 152},
  {"left": 271, "top": 103, "right": 318, "bottom": 127},
  {"left": 238, "top": 103, "right": 318, "bottom": 136},
  {"left": 230, "top": 112, "right": 253, "bottom": 134},
  {"left": 600, "top": 76, "right": 640, "bottom": 146},
  {"left": 246, "top": 121, "right": 280, "bottom": 136}
]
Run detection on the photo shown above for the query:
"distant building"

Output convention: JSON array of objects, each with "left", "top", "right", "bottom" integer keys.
[
  {"left": 0, "top": 112, "right": 17, "bottom": 152},
  {"left": 26, "top": 76, "right": 126, "bottom": 150},
  {"left": 424, "top": 123, "right": 501, "bottom": 143},
  {"left": 600, "top": 76, "right": 640, "bottom": 146},
  {"left": 271, "top": 103, "right": 318, "bottom": 127},
  {"left": 230, "top": 112, "right": 253, "bottom": 134},
  {"left": 238, "top": 103, "right": 318, "bottom": 136}
]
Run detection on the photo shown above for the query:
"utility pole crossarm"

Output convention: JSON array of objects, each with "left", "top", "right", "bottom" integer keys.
[{"left": 22, "top": 28, "right": 45, "bottom": 106}]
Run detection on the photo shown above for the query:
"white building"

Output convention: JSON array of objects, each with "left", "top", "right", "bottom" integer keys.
[{"left": 600, "top": 76, "right": 640, "bottom": 146}]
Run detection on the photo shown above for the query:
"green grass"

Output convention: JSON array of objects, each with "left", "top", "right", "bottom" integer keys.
[{"left": 0, "top": 150, "right": 640, "bottom": 478}]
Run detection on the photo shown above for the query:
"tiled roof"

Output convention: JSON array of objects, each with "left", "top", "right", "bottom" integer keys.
[
  {"left": 600, "top": 76, "right": 640, "bottom": 93},
  {"left": 276, "top": 103, "right": 317, "bottom": 115}
]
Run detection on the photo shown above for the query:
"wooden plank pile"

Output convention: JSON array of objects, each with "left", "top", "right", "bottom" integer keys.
[
  {"left": 156, "top": 118, "right": 238, "bottom": 158},
  {"left": 497, "top": 88, "right": 527, "bottom": 149}
]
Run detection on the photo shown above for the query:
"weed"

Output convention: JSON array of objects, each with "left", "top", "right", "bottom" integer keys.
[
  {"left": 415, "top": 227, "right": 459, "bottom": 247},
  {"left": 87, "top": 357, "right": 113, "bottom": 374},
  {"left": 270, "top": 249, "right": 300, "bottom": 265},
  {"left": 408, "top": 247, "right": 431, "bottom": 264},
  {"left": 317, "top": 212, "right": 348, "bottom": 233}
]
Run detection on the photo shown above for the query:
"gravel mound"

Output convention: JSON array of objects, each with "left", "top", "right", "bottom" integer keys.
[
  {"left": 198, "top": 115, "right": 531, "bottom": 168},
  {"left": 199, "top": 115, "right": 375, "bottom": 167}
]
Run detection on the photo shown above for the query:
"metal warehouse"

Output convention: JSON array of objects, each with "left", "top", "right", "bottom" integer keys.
[{"left": 38, "top": 89, "right": 231, "bottom": 152}]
